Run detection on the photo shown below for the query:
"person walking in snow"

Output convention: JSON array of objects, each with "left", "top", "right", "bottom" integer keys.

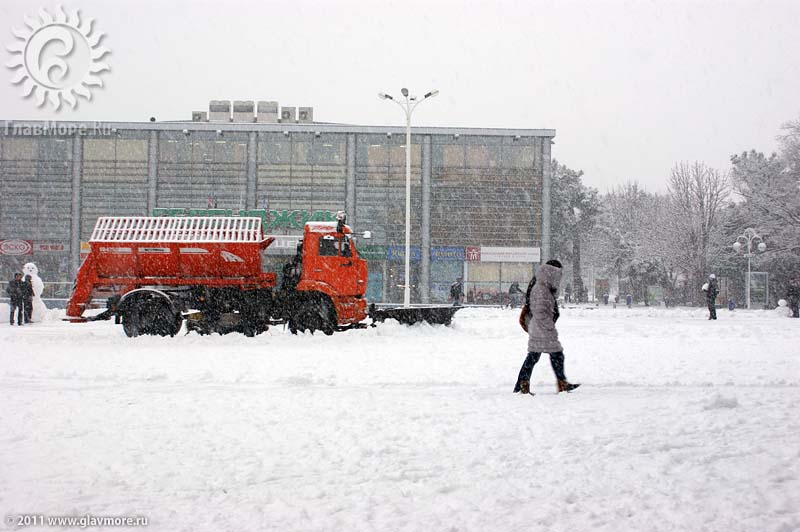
[
  {"left": 514, "top": 259, "right": 580, "bottom": 395},
  {"left": 787, "top": 276, "right": 800, "bottom": 318},
  {"left": 22, "top": 274, "right": 34, "bottom": 324},
  {"left": 508, "top": 281, "right": 524, "bottom": 308},
  {"left": 450, "top": 277, "right": 464, "bottom": 307},
  {"left": 6, "top": 273, "right": 25, "bottom": 326},
  {"left": 705, "top": 274, "right": 719, "bottom": 320}
]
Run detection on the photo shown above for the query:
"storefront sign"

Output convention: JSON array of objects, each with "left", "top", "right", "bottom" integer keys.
[
  {"left": 0, "top": 239, "right": 33, "bottom": 255},
  {"left": 154, "top": 207, "right": 266, "bottom": 218},
  {"left": 263, "top": 235, "right": 302, "bottom": 256},
  {"left": 479, "top": 246, "right": 541, "bottom": 263},
  {"left": 386, "top": 245, "right": 421, "bottom": 262},
  {"left": 431, "top": 246, "right": 465, "bottom": 261},
  {"left": 80, "top": 241, "right": 91, "bottom": 261},
  {"left": 152, "top": 208, "right": 336, "bottom": 231},
  {"left": 465, "top": 246, "right": 481, "bottom": 262},
  {"left": 268, "top": 210, "right": 336, "bottom": 230},
  {"left": 358, "top": 245, "right": 387, "bottom": 261},
  {"left": 34, "top": 242, "right": 65, "bottom": 252}
]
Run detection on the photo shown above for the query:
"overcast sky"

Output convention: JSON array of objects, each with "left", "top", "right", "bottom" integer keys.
[{"left": 2, "top": 0, "right": 799, "bottom": 192}]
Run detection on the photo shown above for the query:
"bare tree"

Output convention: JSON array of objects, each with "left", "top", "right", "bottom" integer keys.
[{"left": 667, "top": 162, "right": 730, "bottom": 303}]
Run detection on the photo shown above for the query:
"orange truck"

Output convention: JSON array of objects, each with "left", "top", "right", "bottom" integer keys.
[{"left": 66, "top": 212, "right": 459, "bottom": 337}]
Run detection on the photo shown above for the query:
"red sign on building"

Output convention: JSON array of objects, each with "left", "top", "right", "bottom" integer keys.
[
  {"left": 0, "top": 239, "right": 33, "bottom": 255},
  {"left": 34, "top": 242, "right": 66, "bottom": 252},
  {"left": 465, "top": 246, "right": 481, "bottom": 262}
]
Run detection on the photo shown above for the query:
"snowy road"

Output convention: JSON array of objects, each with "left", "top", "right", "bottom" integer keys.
[{"left": 1, "top": 306, "right": 799, "bottom": 532}]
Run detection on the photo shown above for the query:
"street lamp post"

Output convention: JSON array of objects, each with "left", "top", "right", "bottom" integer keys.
[
  {"left": 732, "top": 227, "right": 766, "bottom": 309},
  {"left": 378, "top": 88, "right": 439, "bottom": 308}
]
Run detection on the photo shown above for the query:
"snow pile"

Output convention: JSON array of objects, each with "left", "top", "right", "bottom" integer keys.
[
  {"left": 1, "top": 307, "right": 799, "bottom": 532},
  {"left": 702, "top": 393, "right": 739, "bottom": 410}
]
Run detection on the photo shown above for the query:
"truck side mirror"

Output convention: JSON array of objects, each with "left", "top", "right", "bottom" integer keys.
[{"left": 362, "top": 231, "right": 372, "bottom": 239}]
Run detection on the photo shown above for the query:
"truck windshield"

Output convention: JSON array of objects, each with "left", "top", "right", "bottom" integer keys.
[
  {"left": 319, "top": 235, "right": 353, "bottom": 257},
  {"left": 319, "top": 236, "right": 338, "bottom": 256}
]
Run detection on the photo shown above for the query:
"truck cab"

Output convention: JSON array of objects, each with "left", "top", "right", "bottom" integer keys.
[{"left": 280, "top": 218, "right": 369, "bottom": 334}]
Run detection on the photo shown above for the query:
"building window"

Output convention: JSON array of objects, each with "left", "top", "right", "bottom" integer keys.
[
  {"left": 442, "top": 144, "right": 464, "bottom": 167},
  {"left": 466, "top": 145, "right": 501, "bottom": 168},
  {"left": 311, "top": 136, "right": 345, "bottom": 165},
  {"left": 84, "top": 139, "right": 115, "bottom": 160},
  {"left": 3, "top": 138, "right": 38, "bottom": 159},
  {"left": 258, "top": 133, "right": 291, "bottom": 164},
  {"left": 503, "top": 145, "right": 535, "bottom": 169},
  {"left": 293, "top": 140, "right": 311, "bottom": 165}
]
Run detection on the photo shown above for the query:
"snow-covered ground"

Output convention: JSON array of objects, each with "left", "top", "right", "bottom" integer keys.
[{"left": 1, "top": 305, "right": 798, "bottom": 532}]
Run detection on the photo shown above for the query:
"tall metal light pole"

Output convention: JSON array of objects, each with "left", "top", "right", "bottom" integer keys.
[
  {"left": 732, "top": 227, "right": 766, "bottom": 309},
  {"left": 378, "top": 88, "right": 439, "bottom": 307}
]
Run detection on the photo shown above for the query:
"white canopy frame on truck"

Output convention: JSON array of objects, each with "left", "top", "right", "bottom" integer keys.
[{"left": 89, "top": 217, "right": 265, "bottom": 243}]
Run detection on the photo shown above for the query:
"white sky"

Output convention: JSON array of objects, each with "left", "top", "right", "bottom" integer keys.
[{"left": 2, "top": 0, "right": 799, "bottom": 192}]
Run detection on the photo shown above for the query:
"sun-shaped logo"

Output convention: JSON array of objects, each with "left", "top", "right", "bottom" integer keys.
[{"left": 5, "top": 5, "right": 110, "bottom": 110}]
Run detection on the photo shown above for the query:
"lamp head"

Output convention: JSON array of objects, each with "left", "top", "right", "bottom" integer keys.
[
  {"left": 401, "top": 87, "right": 409, "bottom": 97},
  {"left": 378, "top": 92, "right": 391, "bottom": 100},
  {"left": 733, "top": 242, "right": 742, "bottom": 252},
  {"left": 424, "top": 89, "right": 439, "bottom": 99},
  {"left": 757, "top": 242, "right": 766, "bottom": 252}
]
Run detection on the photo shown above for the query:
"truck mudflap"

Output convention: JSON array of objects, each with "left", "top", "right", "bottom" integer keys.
[{"left": 368, "top": 304, "right": 461, "bottom": 326}]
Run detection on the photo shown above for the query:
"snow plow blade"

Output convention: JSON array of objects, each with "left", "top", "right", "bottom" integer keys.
[{"left": 369, "top": 304, "right": 461, "bottom": 326}]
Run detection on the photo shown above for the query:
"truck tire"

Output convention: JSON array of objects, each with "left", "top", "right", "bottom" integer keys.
[
  {"left": 239, "top": 293, "right": 270, "bottom": 337},
  {"left": 121, "top": 294, "right": 182, "bottom": 337},
  {"left": 289, "top": 295, "right": 335, "bottom": 336}
]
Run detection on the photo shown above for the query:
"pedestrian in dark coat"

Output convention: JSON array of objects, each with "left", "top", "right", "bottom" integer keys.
[
  {"left": 706, "top": 274, "right": 719, "bottom": 320},
  {"left": 22, "top": 274, "right": 34, "bottom": 323},
  {"left": 450, "top": 277, "right": 464, "bottom": 307},
  {"left": 6, "top": 273, "right": 25, "bottom": 326},
  {"left": 514, "top": 260, "right": 580, "bottom": 395},
  {"left": 788, "top": 277, "right": 800, "bottom": 318},
  {"left": 508, "top": 281, "right": 523, "bottom": 308}
]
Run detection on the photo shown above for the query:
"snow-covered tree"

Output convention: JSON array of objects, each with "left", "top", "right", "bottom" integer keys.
[
  {"left": 549, "top": 160, "right": 600, "bottom": 301},
  {"left": 592, "top": 182, "right": 670, "bottom": 303},
  {"left": 724, "top": 121, "right": 800, "bottom": 304},
  {"left": 729, "top": 151, "right": 800, "bottom": 258}
]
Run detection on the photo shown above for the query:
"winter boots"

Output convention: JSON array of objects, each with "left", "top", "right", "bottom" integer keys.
[
  {"left": 557, "top": 379, "right": 580, "bottom": 393},
  {"left": 516, "top": 379, "right": 580, "bottom": 394}
]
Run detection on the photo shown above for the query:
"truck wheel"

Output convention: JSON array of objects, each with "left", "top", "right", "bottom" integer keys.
[
  {"left": 122, "top": 296, "right": 182, "bottom": 337},
  {"left": 122, "top": 308, "right": 142, "bottom": 337},
  {"left": 289, "top": 297, "right": 335, "bottom": 336},
  {"left": 242, "top": 321, "right": 268, "bottom": 337}
]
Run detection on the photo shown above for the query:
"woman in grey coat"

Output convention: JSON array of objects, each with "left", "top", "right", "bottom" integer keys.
[{"left": 513, "top": 259, "right": 580, "bottom": 395}]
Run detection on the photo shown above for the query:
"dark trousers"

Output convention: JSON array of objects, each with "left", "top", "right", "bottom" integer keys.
[
  {"left": 24, "top": 298, "right": 32, "bottom": 323},
  {"left": 708, "top": 301, "right": 717, "bottom": 320},
  {"left": 10, "top": 301, "right": 24, "bottom": 325},
  {"left": 791, "top": 300, "right": 799, "bottom": 318},
  {"left": 514, "top": 351, "right": 567, "bottom": 391}
]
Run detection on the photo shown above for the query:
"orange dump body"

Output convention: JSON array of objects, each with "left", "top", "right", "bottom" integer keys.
[
  {"left": 66, "top": 217, "right": 275, "bottom": 317},
  {"left": 91, "top": 241, "right": 266, "bottom": 279}
]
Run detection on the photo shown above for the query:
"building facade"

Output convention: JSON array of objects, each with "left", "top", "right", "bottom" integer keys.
[{"left": 0, "top": 118, "right": 555, "bottom": 303}]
